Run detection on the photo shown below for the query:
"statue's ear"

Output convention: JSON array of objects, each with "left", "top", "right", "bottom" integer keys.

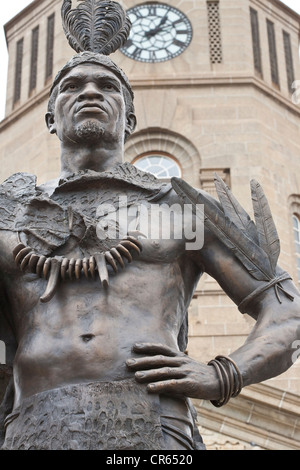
[
  {"left": 45, "top": 112, "right": 57, "bottom": 135},
  {"left": 125, "top": 112, "right": 137, "bottom": 141}
]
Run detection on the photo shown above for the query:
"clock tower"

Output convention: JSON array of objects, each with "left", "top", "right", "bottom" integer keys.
[{"left": 0, "top": 0, "right": 300, "bottom": 450}]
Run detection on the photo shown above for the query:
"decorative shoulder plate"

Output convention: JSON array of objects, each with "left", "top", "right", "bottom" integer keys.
[{"left": 0, "top": 164, "right": 171, "bottom": 253}]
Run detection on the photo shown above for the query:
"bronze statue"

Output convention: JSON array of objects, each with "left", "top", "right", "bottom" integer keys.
[{"left": 0, "top": 0, "right": 299, "bottom": 450}]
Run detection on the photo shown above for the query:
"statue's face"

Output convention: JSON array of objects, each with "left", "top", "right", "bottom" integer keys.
[{"left": 49, "top": 63, "right": 127, "bottom": 145}]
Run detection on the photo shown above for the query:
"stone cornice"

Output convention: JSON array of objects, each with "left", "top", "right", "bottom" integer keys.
[
  {"left": 1, "top": 74, "right": 299, "bottom": 132},
  {"left": 127, "top": 74, "right": 300, "bottom": 116},
  {"left": 0, "top": 86, "right": 51, "bottom": 131},
  {"left": 4, "top": 0, "right": 54, "bottom": 42},
  {"left": 251, "top": 0, "right": 300, "bottom": 28},
  {"left": 194, "top": 382, "right": 300, "bottom": 450}
]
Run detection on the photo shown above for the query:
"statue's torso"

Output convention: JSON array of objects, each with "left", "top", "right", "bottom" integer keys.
[{"left": 0, "top": 167, "right": 201, "bottom": 408}]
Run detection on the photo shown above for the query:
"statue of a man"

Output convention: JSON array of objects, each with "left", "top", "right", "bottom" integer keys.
[{"left": 0, "top": 0, "right": 299, "bottom": 451}]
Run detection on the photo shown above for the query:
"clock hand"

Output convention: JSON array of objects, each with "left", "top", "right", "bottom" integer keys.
[
  {"left": 144, "top": 16, "right": 168, "bottom": 38},
  {"left": 158, "top": 24, "right": 174, "bottom": 32},
  {"left": 155, "top": 15, "right": 168, "bottom": 30},
  {"left": 144, "top": 28, "right": 159, "bottom": 38}
]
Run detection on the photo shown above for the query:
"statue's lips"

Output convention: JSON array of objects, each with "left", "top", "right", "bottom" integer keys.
[{"left": 76, "top": 103, "right": 107, "bottom": 114}]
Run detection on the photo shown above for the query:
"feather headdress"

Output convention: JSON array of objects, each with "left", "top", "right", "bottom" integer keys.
[
  {"left": 61, "top": 0, "right": 131, "bottom": 55},
  {"left": 50, "top": 1, "right": 134, "bottom": 105}
]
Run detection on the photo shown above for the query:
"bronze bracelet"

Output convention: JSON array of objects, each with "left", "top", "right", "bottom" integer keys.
[{"left": 208, "top": 355, "right": 243, "bottom": 407}]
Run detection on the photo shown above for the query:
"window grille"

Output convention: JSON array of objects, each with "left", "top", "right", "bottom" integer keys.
[
  {"left": 250, "top": 8, "right": 262, "bottom": 77},
  {"left": 46, "top": 14, "right": 55, "bottom": 80},
  {"left": 267, "top": 20, "right": 280, "bottom": 87},
  {"left": 13, "top": 38, "right": 24, "bottom": 104},
  {"left": 283, "top": 31, "right": 295, "bottom": 93},
  {"left": 29, "top": 26, "right": 39, "bottom": 93},
  {"left": 207, "top": 1, "right": 222, "bottom": 64}
]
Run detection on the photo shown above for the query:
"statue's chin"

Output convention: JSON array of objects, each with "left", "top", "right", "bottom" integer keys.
[{"left": 75, "top": 121, "right": 105, "bottom": 143}]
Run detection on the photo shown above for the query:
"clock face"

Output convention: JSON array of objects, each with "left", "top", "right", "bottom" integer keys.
[{"left": 120, "top": 3, "right": 193, "bottom": 63}]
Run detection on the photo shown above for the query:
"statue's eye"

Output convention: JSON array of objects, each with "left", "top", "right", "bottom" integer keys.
[
  {"left": 101, "top": 81, "right": 120, "bottom": 92},
  {"left": 61, "top": 82, "right": 78, "bottom": 92},
  {"left": 103, "top": 83, "right": 114, "bottom": 91}
]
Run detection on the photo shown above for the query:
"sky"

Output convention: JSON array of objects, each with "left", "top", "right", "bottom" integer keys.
[{"left": 0, "top": 0, "right": 300, "bottom": 120}]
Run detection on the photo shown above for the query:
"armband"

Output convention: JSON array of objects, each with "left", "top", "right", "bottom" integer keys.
[{"left": 238, "top": 272, "right": 294, "bottom": 314}]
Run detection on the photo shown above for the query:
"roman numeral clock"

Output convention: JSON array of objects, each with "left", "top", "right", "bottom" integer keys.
[{"left": 120, "top": 3, "right": 193, "bottom": 62}]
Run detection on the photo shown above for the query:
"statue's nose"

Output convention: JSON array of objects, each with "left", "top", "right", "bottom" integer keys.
[{"left": 78, "top": 82, "right": 104, "bottom": 101}]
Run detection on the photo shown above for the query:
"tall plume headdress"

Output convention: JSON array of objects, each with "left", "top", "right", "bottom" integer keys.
[
  {"left": 50, "top": 0, "right": 133, "bottom": 99},
  {"left": 61, "top": 0, "right": 131, "bottom": 55}
]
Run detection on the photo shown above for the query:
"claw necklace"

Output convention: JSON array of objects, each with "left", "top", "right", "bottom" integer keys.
[{"left": 13, "top": 235, "right": 142, "bottom": 303}]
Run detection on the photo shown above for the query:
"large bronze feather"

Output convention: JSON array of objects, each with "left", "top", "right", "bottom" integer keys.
[
  {"left": 172, "top": 176, "right": 294, "bottom": 306},
  {"left": 61, "top": 0, "right": 131, "bottom": 55},
  {"left": 214, "top": 173, "right": 259, "bottom": 245},
  {"left": 250, "top": 179, "right": 280, "bottom": 275},
  {"left": 171, "top": 177, "right": 273, "bottom": 281}
]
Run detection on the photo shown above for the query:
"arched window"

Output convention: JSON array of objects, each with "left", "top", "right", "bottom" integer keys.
[
  {"left": 133, "top": 152, "right": 181, "bottom": 179},
  {"left": 125, "top": 128, "right": 201, "bottom": 187},
  {"left": 292, "top": 214, "right": 300, "bottom": 282}
]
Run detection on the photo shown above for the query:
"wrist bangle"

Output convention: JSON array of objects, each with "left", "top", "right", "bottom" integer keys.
[{"left": 208, "top": 355, "right": 243, "bottom": 407}]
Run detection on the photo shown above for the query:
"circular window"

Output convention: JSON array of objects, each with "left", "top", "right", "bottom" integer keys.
[{"left": 133, "top": 153, "right": 182, "bottom": 179}]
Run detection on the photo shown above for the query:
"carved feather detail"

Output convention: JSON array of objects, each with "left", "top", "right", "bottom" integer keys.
[
  {"left": 214, "top": 173, "right": 259, "bottom": 245},
  {"left": 250, "top": 179, "right": 280, "bottom": 275},
  {"left": 171, "top": 176, "right": 294, "bottom": 306},
  {"left": 171, "top": 177, "right": 273, "bottom": 281},
  {"left": 61, "top": 0, "right": 131, "bottom": 55}
]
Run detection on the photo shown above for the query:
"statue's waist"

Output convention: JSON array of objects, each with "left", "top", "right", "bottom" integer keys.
[{"left": 3, "top": 379, "right": 197, "bottom": 450}]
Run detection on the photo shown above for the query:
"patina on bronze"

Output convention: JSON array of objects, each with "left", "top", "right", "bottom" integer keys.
[{"left": 0, "top": 0, "right": 299, "bottom": 451}]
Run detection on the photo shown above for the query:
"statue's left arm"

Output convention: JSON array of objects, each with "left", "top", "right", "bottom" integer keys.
[
  {"left": 193, "top": 215, "right": 300, "bottom": 391},
  {"left": 127, "top": 177, "right": 300, "bottom": 405}
]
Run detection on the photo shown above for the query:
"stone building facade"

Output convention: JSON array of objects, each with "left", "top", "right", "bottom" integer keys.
[{"left": 0, "top": 0, "right": 299, "bottom": 450}]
